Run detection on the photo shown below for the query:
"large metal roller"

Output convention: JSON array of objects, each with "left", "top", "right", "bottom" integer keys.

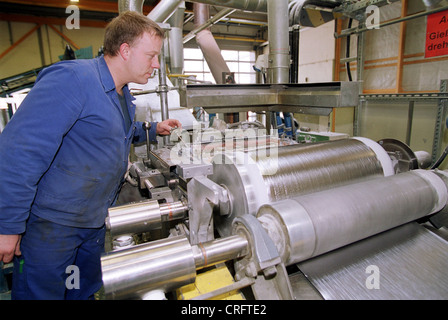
[
  {"left": 211, "top": 137, "right": 394, "bottom": 236},
  {"left": 256, "top": 169, "right": 448, "bottom": 265},
  {"left": 101, "top": 234, "right": 248, "bottom": 300}
]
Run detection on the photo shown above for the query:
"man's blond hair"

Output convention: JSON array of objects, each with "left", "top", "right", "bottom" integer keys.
[{"left": 103, "top": 11, "right": 165, "bottom": 56}]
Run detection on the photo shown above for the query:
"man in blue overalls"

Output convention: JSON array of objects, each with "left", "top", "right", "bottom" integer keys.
[{"left": 0, "top": 11, "right": 181, "bottom": 299}]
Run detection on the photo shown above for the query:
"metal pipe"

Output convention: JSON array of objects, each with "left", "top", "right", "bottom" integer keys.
[
  {"left": 267, "top": 0, "right": 290, "bottom": 84},
  {"left": 336, "top": 5, "right": 448, "bottom": 38},
  {"left": 183, "top": 7, "right": 236, "bottom": 44},
  {"left": 158, "top": 42, "right": 169, "bottom": 123},
  {"left": 118, "top": 0, "right": 144, "bottom": 13},
  {"left": 257, "top": 169, "right": 448, "bottom": 265},
  {"left": 193, "top": 3, "right": 232, "bottom": 84},
  {"left": 187, "top": 0, "right": 267, "bottom": 12},
  {"left": 167, "top": 3, "right": 186, "bottom": 81},
  {"left": 148, "top": 0, "right": 184, "bottom": 23}
]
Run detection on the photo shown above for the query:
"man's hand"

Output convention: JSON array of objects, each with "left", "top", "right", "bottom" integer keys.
[
  {"left": 156, "top": 119, "right": 182, "bottom": 135},
  {"left": 0, "top": 234, "right": 21, "bottom": 263}
]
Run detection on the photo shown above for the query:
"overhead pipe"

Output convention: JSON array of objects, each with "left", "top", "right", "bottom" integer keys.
[
  {"left": 187, "top": 0, "right": 267, "bottom": 12},
  {"left": 148, "top": 0, "right": 184, "bottom": 23},
  {"left": 183, "top": 7, "right": 236, "bottom": 44},
  {"left": 193, "top": 3, "right": 232, "bottom": 84},
  {"left": 167, "top": 2, "right": 186, "bottom": 83},
  {"left": 267, "top": 0, "right": 290, "bottom": 84},
  {"left": 118, "top": 0, "right": 183, "bottom": 22},
  {"left": 118, "top": 0, "right": 144, "bottom": 13}
]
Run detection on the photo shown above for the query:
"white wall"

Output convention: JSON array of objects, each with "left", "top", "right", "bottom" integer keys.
[{"left": 294, "top": 21, "right": 355, "bottom": 136}]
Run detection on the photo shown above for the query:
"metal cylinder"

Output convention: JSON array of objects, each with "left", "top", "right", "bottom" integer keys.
[
  {"left": 101, "top": 235, "right": 196, "bottom": 300},
  {"left": 106, "top": 200, "right": 187, "bottom": 237},
  {"left": 211, "top": 137, "right": 394, "bottom": 236},
  {"left": 192, "top": 235, "right": 249, "bottom": 269},
  {"left": 167, "top": 3, "right": 185, "bottom": 78},
  {"left": 193, "top": 3, "right": 231, "bottom": 84},
  {"left": 101, "top": 234, "right": 249, "bottom": 299},
  {"left": 118, "top": 0, "right": 144, "bottom": 14},
  {"left": 187, "top": 0, "right": 267, "bottom": 12},
  {"left": 267, "top": 0, "right": 290, "bottom": 84},
  {"left": 257, "top": 169, "right": 448, "bottom": 265},
  {"left": 147, "top": 0, "right": 183, "bottom": 23},
  {"left": 159, "top": 201, "right": 188, "bottom": 221}
]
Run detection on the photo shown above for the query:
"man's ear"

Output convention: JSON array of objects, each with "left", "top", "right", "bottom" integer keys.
[{"left": 119, "top": 43, "right": 130, "bottom": 61}]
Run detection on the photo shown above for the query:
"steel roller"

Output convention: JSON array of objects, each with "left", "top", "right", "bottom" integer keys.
[
  {"left": 101, "top": 234, "right": 248, "bottom": 299},
  {"left": 210, "top": 137, "right": 394, "bottom": 236},
  {"left": 256, "top": 169, "right": 448, "bottom": 265}
]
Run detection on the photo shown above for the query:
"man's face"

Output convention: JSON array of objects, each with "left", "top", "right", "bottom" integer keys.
[{"left": 126, "top": 32, "right": 163, "bottom": 84}]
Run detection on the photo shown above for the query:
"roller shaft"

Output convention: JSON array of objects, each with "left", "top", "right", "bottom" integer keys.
[
  {"left": 106, "top": 200, "right": 188, "bottom": 237},
  {"left": 192, "top": 235, "right": 249, "bottom": 269}
]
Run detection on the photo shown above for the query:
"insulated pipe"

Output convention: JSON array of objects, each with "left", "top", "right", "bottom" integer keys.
[
  {"left": 257, "top": 169, "right": 448, "bottom": 266},
  {"left": 101, "top": 234, "right": 248, "bottom": 299},
  {"left": 194, "top": 3, "right": 232, "bottom": 84},
  {"left": 267, "top": 0, "right": 290, "bottom": 84}
]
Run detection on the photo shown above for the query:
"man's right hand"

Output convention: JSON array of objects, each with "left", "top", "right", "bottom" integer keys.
[{"left": 0, "top": 234, "right": 21, "bottom": 263}]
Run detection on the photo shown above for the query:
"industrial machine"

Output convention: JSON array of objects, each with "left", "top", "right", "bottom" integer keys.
[
  {"left": 99, "top": 0, "right": 448, "bottom": 301},
  {"left": 101, "top": 122, "right": 448, "bottom": 300}
]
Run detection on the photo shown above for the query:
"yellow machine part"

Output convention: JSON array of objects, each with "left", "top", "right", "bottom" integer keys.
[{"left": 176, "top": 265, "right": 244, "bottom": 300}]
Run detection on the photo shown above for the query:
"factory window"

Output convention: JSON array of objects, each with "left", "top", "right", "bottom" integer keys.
[{"left": 183, "top": 48, "right": 256, "bottom": 84}]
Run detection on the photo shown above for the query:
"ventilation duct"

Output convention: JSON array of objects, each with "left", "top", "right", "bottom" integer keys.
[{"left": 193, "top": 3, "right": 232, "bottom": 84}]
